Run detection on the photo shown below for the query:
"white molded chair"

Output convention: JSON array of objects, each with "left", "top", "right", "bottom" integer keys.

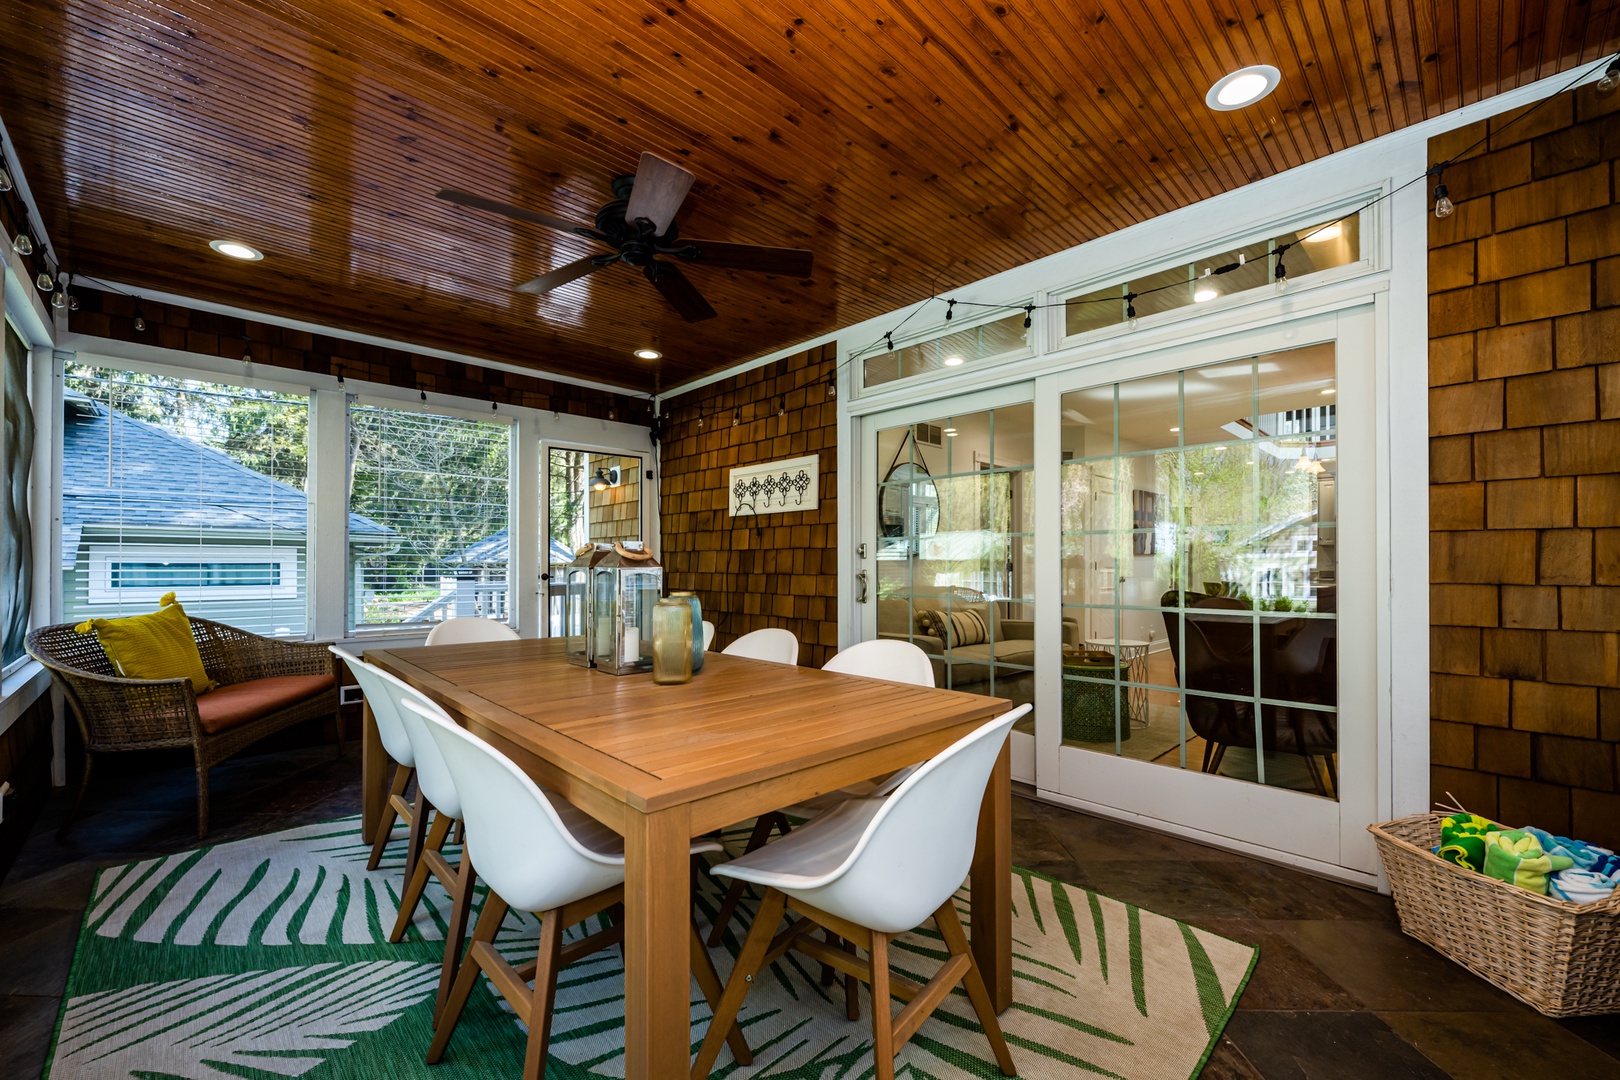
[
  {"left": 706, "top": 638, "right": 934, "bottom": 947},
  {"left": 408, "top": 699, "right": 752, "bottom": 1079},
  {"left": 368, "top": 669, "right": 478, "bottom": 1021},
  {"left": 702, "top": 619, "right": 716, "bottom": 651},
  {"left": 721, "top": 627, "right": 799, "bottom": 665},
  {"left": 332, "top": 647, "right": 421, "bottom": 875},
  {"left": 693, "top": 706, "right": 1028, "bottom": 1080},
  {"left": 425, "top": 617, "right": 520, "bottom": 646}
]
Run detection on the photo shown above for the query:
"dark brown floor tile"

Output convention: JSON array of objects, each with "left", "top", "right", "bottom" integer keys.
[
  {"left": 1556, "top": 1016, "right": 1620, "bottom": 1062},
  {"left": 0, "top": 859, "right": 97, "bottom": 913},
  {"left": 1072, "top": 860, "right": 1253, "bottom": 922},
  {"left": 1198, "top": 1033, "right": 1263, "bottom": 1079},
  {"left": 1379, "top": 1010, "right": 1620, "bottom": 1080},
  {"left": 1197, "top": 918, "right": 1360, "bottom": 1012},
  {"left": 0, "top": 994, "right": 59, "bottom": 1079},
  {"left": 0, "top": 907, "right": 82, "bottom": 998},
  {"left": 1027, "top": 797, "right": 1247, "bottom": 863},
  {"left": 1195, "top": 859, "right": 1393, "bottom": 921},
  {"left": 1016, "top": 859, "right": 1090, "bottom": 887},
  {"left": 1223, "top": 1011, "right": 1451, "bottom": 1079},
  {"left": 1280, "top": 919, "right": 1531, "bottom": 1013}
]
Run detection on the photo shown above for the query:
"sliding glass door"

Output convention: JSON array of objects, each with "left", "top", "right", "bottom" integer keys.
[{"left": 542, "top": 445, "right": 646, "bottom": 636}]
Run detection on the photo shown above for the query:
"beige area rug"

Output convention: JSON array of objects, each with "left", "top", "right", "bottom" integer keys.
[{"left": 46, "top": 816, "right": 1258, "bottom": 1079}]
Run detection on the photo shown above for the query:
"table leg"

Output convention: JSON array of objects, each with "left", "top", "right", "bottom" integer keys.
[
  {"left": 972, "top": 740, "right": 1012, "bottom": 1013},
  {"left": 360, "top": 701, "right": 386, "bottom": 845},
  {"left": 622, "top": 803, "right": 694, "bottom": 1079}
]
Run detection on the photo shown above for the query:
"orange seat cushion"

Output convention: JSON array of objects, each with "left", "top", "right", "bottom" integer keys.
[{"left": 194, "top": 674, "right": 336, "bottom": 735}]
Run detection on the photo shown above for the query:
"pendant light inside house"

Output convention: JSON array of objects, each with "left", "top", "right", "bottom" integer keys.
[{"left": 12, "top": 232, "right": 32, "bottom": 256}]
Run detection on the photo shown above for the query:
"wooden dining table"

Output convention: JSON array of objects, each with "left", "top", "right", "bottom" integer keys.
[{"left": 360, "top": 637, "right": 1014, "bottom": 1079}]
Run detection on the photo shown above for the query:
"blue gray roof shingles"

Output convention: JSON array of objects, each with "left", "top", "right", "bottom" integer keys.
[{"left": 61, "top": 396, "right": 392, "bottom": 569}]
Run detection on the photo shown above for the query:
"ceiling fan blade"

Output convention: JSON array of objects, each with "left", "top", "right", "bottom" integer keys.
[
  {"left": 515, "top": 255, "right": 611, "bottom": 294},
  {"left": 644, "top": 261, "right": 716, "bottom": 322},
  {"left": 679, "top": 239, "right": 814, "bottom": 277},
  {"left": 437, "top": 189, "right": 598, "bottom": 238},
  {"left": 624, "top": 153, "right": 695, "bottom": 236}
]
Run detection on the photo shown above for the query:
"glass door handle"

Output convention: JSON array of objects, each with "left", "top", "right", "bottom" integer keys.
[{"left": 856, "top": 570, "right": 869, "bottom": 604}]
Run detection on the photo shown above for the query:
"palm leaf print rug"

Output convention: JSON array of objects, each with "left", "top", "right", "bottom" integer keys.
[{"left": 43, "top": 816, "right": 1256, "bottom": 1079}]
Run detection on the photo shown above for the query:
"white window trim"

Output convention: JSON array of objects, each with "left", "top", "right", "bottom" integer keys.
[{"left": 86, "top": 543, "right": 302, "bottom": 604}]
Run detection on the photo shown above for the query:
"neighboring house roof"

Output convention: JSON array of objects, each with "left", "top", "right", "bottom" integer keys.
[
  {"left": 449, "top": 529, "right": 575, "bottom": 567},
  {"left": 61, "top": 392, "right": 393, "bottom": 569}
]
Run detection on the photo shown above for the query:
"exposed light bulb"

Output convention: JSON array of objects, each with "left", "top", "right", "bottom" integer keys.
[
  {"left": 698, "top": 415, "right": 704, "bottom": 429},
  {"left": 0, "top": 167, "right": 12, "bottom": 192},
  {"left": 12, "top": 232, "right": 32, "bottom": 256},
  {"left": 35, "top": 271, "right": 53, "bottom": 292},
  {"left": 943, "top": 355, "right": 965, "bottom": 367},
  {"left": 1600, "top": 59, "right": 1620, "bottom": 95},
  {"left": 51, "top": 290, "right": 67, "bottom": 310},
  {"left": 732, "top": 409, "right": 740, "bottom": 427},
  {"left": 68, "top": 293, "right": 79, "bottom": 311},
  {"left": 1194, "top": 285, "right": 1218, "bottom": 302},
  {"left": 1126, "top": 295, "right": 1139, "bottom": 330},
  {"left": 1275, "top": 273, "right": 1290, "bottom": 294},
  {"left": 1433, "top": 182, "right": 1454, "bottom": 219}
]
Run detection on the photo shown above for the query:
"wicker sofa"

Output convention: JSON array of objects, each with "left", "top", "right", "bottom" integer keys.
[{"left": 26, "top": 618, "right": 340, "bottom": 836}]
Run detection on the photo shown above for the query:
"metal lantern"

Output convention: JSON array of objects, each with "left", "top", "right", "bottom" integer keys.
[
  {"left": 563, "top": 541, "right": 663, "bottom": 675},
  {"left": 562, "top": 543, "right": 609, "bottom": 668}
]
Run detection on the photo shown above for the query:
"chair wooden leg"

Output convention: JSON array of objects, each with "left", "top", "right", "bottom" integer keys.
[
  {"left": 522, "top": 907, "right": 564, "bottom": 1080},
  {"left": 843, "top": 935, "right": 860, "bottom": 1021},
  {"left": 868, "top": 932, "right": 895, "bottom": 1080},
  {"left": 688, "top": 920, "right": 752, "bottom": 1066},
  {"left": 333, "top": 708, "right": 346, "bottom": 758},
  {"left": 57, "top": 751, "right": 94, "bottom": 840},
  {"left": 194, "top": 756, "right": 211, "bottom": 838},
  {"left": 367, "top": 763, "right": 411, "bottom": 872},
  {"left": 692, "top": 889, "right": 785, "bottom": 1080},
  {"left": 934, "top": 899, "right": 1016, "bottom": 1076},
  {"left": 391, "top": 810, "right": 451, "bottom": 943},
  {"left": 820, "top": 928, "right": 839, "bottom": 987},
  {"left": 401, "top": 790, "right": 432, "bottom": 892},
  {"left": 433, "top": 848, "right": 477, "bottom": 1026},
  {"left": 706, "top": 813, "right": 789, "bottom": 947},
  {"left": 426, "top": 891, "right": 509, "bottom": 1064}
]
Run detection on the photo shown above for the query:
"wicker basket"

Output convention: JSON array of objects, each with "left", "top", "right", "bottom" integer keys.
[{"left": 1368, "top": 813, "right": 1620, "bottom": 1017}]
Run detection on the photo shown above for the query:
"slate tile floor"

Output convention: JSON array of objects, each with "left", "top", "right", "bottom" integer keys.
[{"left": 2, "top": 744, "right": 1616, "bottom": 1079}]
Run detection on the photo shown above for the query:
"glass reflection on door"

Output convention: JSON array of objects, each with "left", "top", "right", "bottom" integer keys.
[
  {"left": 876, "top": 405, "right": 1035, "bottom": 734},
  {"left": 1059, "top": 344, "right": 1339, "bottom": 798},
  {"left": 546, "top": 448, "right": 643, "bottom": 636}
]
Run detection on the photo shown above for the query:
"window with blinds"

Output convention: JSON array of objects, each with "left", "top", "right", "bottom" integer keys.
[
  {"left": 60, "top": 366, "right": 309, "bottom": 638},
  {"left": 347, "top": 401, "right": 511, "bottom": 631}
]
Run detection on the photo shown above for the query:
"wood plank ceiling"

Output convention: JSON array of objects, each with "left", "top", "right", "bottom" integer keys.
[{"left": 1, "top": 1, "right": 1615, "bottom": 391}]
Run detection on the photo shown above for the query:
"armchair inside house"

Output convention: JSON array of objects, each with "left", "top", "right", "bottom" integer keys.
[
  {"left": 27, "top": 617, "right": 340, "bottom": 836},
  {"left": 1161, "top": 590, "right": 1338, "bottom": 796}
]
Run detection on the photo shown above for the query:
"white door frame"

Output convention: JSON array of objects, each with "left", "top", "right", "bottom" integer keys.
[
  {"left": 535, "top": 440, "right": 652, "bottom": 638},
  {"left": 1031, "top": 306, "right": 1380, "bottom": 884}
]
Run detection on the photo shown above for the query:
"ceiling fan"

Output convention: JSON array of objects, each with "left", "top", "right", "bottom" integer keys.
[{"left": 438, "top": 153, "right": 814, "bottom": 323}]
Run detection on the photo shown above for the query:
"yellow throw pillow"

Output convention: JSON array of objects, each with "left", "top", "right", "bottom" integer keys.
[{"left": 76, "top": 592, "right": 217, "bottom": 694}]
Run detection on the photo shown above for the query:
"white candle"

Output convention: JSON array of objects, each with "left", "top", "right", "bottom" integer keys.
[{"left": 622, "top": 627, "right": 640, "bottom": 664}]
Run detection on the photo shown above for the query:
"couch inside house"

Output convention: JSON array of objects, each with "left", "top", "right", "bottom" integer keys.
[{"left": 876, "top": 594, "right": 1081, "bottom": 697}]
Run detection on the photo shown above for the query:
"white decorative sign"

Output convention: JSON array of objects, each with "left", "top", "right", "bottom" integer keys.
[{"left": 728, "top": 454, "right": 819, "bottom": 517}]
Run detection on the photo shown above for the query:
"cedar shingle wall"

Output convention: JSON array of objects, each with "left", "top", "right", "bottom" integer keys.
[
  {"left": 1428, "top": 84, "right": 1620, "bottom": 847},
  {"left": 658, "top": 344, "right": 838, "bottom": 667}
]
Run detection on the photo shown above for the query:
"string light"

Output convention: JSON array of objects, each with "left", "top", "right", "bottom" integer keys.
[
  {"left": 50, "top": 290, "right": 66, "bottom": 310},
  {"left": 1023, "top": 304, "right": 1033, "bottom": 329},
  {"left": 777, "top": 396, "right": 786, "bottom": 418},
  {"left": 732, "top": 408, "right": 740, "bottom": 426},
  {"left": 1274, "top": 244, "right": 1290, "bottom": 294},
  {"left": 1431, "top": 165, "right": 1454, "bottom": 219},
  {"left": 35, "top": 270, "right": 53, "bottom": 292},
  {"left": 945, "top": 299, "right": 955, "bottom": 321},
  {"left": 12, "top": 231, "right": 32, "bottom": 256},
  {"left": 1600, "top": 58, "right": 1620, "bottom": 94},
  {"left": 825, "top": 372, "right": 836, "bottom": 397},
  {"left": 1125, "top": 292, "right": 1138, "bottom": 330},
  {"left": 133, "top": 299, "right": 146, "bottom": 332},
  {"left": 0, "top": 166, "right": 11, "bottom": 193}
]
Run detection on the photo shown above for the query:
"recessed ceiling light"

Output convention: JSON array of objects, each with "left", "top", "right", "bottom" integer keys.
[
  {"left": 1305, "top": 222, "right": 1343, "bottom": 243},
  {"left": 1206, "top": 65, "right": 1281, "bottom": 111},
  {"left": 634, "top": 348, "right": 662, "bottom": 360},
  {"left": 1194, "top": 286, "right": 1219, "bottom": 302},
  {"left": 209, "top": 239, "right": 263, "bottom": 261},
  {"left": 943, "top": 355, "right": 965, "bottom": 367}
]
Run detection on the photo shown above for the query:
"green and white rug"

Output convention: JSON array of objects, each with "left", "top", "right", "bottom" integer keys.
[{"left": 44, "top": 816, "right": 1256, "bottom": 1079}]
